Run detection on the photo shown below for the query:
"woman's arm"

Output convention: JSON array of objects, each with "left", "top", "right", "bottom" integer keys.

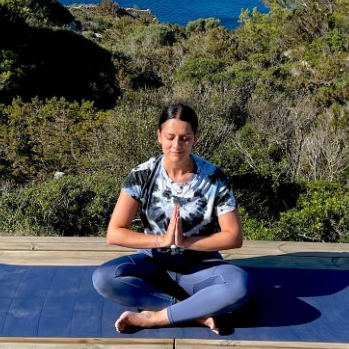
[
  {"left": 175, "top": 209, "right": 243, "bottom": 251},
  {"left": 106, "top": 189, "right": 175, "bottom": 248}
]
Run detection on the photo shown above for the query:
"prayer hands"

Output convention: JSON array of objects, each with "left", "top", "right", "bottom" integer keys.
[
  {"left": 174, "top": 205, "right": 185, "bottom": 248},
  {"left": 164, "top": 205, "right": 185, "bottom": 249}
]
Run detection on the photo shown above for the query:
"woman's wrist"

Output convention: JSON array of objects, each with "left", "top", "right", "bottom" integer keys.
[
  {"left": 154, "top": 235, "right": 186, "bottom": 249},
  {"left": 155, "top": 235, "right": 161, "bottom": 248},
  {"left": 155, "top": 235, "right": 167, "bottom": 248},
  {"left": 175, "top": 238, "right": 186, "bottom": 249}
]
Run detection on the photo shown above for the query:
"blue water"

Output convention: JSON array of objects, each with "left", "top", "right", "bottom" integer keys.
[{"left": 61, "top": 0, "right": 269, "bottom": 30}]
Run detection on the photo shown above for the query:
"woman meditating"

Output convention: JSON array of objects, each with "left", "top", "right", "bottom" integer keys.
[{"left": 92, "top": 101, "right": 252, "bottom": 334}]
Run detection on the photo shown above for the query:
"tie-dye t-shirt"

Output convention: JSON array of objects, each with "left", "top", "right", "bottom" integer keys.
[{"left": 122, "top": 154, "right": 237, "bottom": 259}]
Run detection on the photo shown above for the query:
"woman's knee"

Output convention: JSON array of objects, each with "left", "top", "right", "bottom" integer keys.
[
  {"left": 92, "top": 254, "right": 152, "bottom": 297},
  {"left": 92, "top": 256, "right": 130, "bottom": 296},
  {"left": 229, "top": 269, "right": 253, "bottom": 306},
  {"left": 92, "top": 265, "right": 112, "bottom": 296},
  {"left": 218, "top": 264, "right": 253, "bottom": 301},
  {"left": 235, "top": 271, "right": 253, "bottom": 300}
]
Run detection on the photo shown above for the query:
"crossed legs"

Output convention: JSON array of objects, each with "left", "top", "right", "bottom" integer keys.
[{"left": 92, "top": 254, "right": 252, "bottom": 334}]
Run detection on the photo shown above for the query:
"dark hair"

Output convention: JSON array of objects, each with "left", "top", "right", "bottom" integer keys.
[{"left": 158, "top": 101, "right": 198, "bottom": 134}]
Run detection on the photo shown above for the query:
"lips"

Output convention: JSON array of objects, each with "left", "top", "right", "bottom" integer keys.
[{"left": 172, "top": 152, "right": 185, "bottom": 157}]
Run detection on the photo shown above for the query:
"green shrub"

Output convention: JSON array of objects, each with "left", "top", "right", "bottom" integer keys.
[
  {"left": 186, "top": 18, "right": 221, "bottom": 33},
  {"left": 0, "top": 97, "right": 110, "bottom": 182},
  {"left": 0, "top": 172, "right": 122, "bottom": 236},
  {"left": 272, "top": 181, "right": 349, "bottom": 242},
  {"left": 239, "top": 207, "right": 274, "bottom": 240},
  {"left": 176, "top": 58, "right": 224, "bottom": 84}
]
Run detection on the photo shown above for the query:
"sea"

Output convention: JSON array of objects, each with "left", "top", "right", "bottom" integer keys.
[{"left": 60, "top": 0, "right": 269, "bottom": 30}]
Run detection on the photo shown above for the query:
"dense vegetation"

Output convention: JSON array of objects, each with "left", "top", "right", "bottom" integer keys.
[{"left": 1, "top": 0, "right": 349, "bottom": 242}]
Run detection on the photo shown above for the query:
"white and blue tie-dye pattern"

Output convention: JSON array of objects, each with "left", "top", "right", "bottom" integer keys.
[{"left": 122, "top": 154, "right": 236, "bottom": 241}]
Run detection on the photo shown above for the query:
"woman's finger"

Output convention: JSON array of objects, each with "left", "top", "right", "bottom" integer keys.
[{"left": 167, "top": 205, "right": 178, "bottom": 235}]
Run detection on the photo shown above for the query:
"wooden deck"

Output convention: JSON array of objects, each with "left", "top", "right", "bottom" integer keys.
[{"left": 0, "top": 236, "right": 349, "bottom": 349}]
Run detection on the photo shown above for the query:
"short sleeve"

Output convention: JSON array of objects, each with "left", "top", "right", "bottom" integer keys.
[
  {"left": 121, "top": 170, "right": 143, "bottom": 202},
  {"left": 214, "top": 174, "right": 237, "bottom": 216},
  {"left": 121, "top": 156, "right": 160, "bottom": 203}
]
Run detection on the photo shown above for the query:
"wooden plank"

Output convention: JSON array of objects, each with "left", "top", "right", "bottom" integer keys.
[
  {"left": 0, "top": 237, "right": 290, "bottom": 254},
  {"left": 1, "top": 338, "right": 348, "bottom": 349},
  {"left": 223, "top": 241, "right": 349, "bottom": 270},
  {"left": 0, "top": 236, "right": 132, "bottom": 252},
  {"left": 1, "top": 250, "right": 348, "bottom": 269},
  {"left": 0, "top": 237, "right": 348, "bottom": 269},
  {"left": 1, "top": 236, "right": 349, "bottom": 255},
  {"left": 230, "top": 240, "right": 349, "bottom": 257},
  {"left": 1, "top": 236, "right": 348, "bottom": 255},
  {"left": 175, "top": 339, "right": 349, "bottom": 349},
  {"left": 0, "top": 338, "right": 174, "bottom": 349},
  {"left": 272, "top": 241, "right": 349, "bottom": 254}
]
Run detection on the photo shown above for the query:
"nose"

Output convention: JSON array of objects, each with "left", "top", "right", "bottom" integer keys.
[{"left": 172, "top": 137, "right": 181, "bottom": 149}]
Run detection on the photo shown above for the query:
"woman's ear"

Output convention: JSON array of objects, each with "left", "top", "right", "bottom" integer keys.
[{"left": 157, "top": 129, "right": 162, "bottom": 144}]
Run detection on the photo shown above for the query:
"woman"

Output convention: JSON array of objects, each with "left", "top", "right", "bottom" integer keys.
[{"left": 92, "top": 101, "right": 252, "bottom": 334}]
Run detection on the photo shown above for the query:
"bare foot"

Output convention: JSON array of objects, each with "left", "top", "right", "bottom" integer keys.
[
  {"left": 196, "top": 316, "right": 220, "bottom": 334},
  {"left": 115, "top": 310, "right": 169, "bottom": 333},
  {"left": 115, "top": 311, "right": 148, "bottom": 333}
]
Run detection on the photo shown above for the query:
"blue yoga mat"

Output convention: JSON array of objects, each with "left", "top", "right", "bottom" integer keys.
[{"left": 0, "top": 263, "right": 348, "bottom": 342}]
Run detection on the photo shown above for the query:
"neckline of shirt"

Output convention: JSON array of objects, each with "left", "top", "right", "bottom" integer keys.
[{"left": 160, "top": 154, "right": 198, "bottom": 184}]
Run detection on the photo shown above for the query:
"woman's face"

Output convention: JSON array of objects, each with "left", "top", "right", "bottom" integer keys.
[{"left": 157, "top": 118, "right": 197, "bottom": 164}]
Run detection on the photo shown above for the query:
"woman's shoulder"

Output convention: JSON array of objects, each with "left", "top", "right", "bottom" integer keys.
[
  {"left": 193, "top": 154, "right": 231, "bottom": 187},
  {"left": 123, "top": 155, "right": 162, "bottom": 190},
  {"left": 193, "top": 154, "right": 224, "bottom": 176},
  {"left": 131, "top": 155, "right": 163, "bottom": 173}
]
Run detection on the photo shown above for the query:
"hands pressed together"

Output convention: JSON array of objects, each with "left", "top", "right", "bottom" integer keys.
[{"left": 160, "top": 205, "right": 186, "bottom": 249}]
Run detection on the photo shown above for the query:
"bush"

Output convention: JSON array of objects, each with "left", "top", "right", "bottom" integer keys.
[
  {"left": 0, "top": 172, "right": 122, "bottom": 236},
  {"left": 186, "top": 18, "right": 221, "bottom": 33},
  {"left": 239, "top": 207, "right": 274, "bottom": 240},
  {"left": 0, "top": 97, "right": 110, "bottom": 182},
  {"left": 175, "top": 58, "right": 224, "bottom": 84},
  {"left": 272, "top": 181, "right": 349, "bottom": 242}
]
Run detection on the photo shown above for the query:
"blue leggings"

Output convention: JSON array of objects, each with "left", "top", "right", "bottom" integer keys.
[{"left": 92, "top": 252, "right": 252, "bottom": 325}]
